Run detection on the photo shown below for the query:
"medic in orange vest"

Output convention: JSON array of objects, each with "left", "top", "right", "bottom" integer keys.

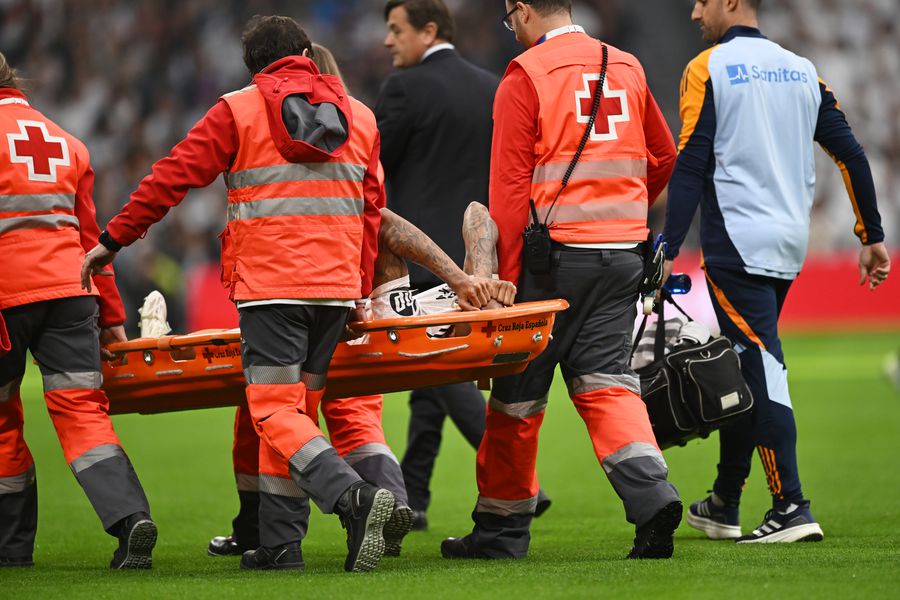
[
  {"left": 0, "top": 52, "right": 156, "bottom": 569},
  {"left": 81, "top": 16, "right": 397, "bottom": 573},
  {"left": 441, "top": 1, "right": 682, "bottom": 561}
]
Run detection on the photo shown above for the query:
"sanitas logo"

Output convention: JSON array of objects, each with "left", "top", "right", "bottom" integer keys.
[{"left": 727, "top": 63, "right": 809, "bottom": 86}]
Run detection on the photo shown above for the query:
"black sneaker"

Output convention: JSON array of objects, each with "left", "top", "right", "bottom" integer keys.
[
  {"left": 0, "top": 556, "right": 34, "bottom": 567},
  {"left": 627, "top": 501, "right": 683, "bottom": 559},
  {"left": 208, "top": 534, "right": 256, "bottom": 557},
  {"left": 337, "top": 482, "right": 394, "bottom": 572},
  {"left": 441, "top": 534, "right": 498, "bottom": 559},
  {"left": 410, "top": 509, "right": 428, "bottom": 531},
  {"left": 110, "top": 513, "right": 157, "bottom": 569},
  {"left": 239, "top": 544, "right": 305, "bottom": 570},
  {"left": 687, "top": 494, "right": 741, "bottom": 540},
  {"left": 736, "top": 501, "right": 823, "bottom": 544},
  {"left": 383, "top": 505, "right": 414, "bottom": 557},
  {"left": 534, "top": 488, "right": 552, "bottom": 518}
]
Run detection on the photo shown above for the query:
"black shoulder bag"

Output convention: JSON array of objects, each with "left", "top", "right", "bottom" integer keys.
[
  {"left": 631, "top": 292, "right": 754, "bottom": 449},
  {"left": 522, "top": 44, "right": 609, "bottom": 275}
]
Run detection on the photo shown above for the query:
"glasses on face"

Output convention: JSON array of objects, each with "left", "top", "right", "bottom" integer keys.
[{"left": 502, "top": 2, "right": 530, "bottom": 31}]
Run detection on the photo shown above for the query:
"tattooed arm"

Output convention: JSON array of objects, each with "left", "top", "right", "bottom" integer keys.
[
  {"left": 462, "top": 201, "right": 499, "bottom": 279},
  {"left": 378, "top": 208, "right": 494, "bottom": 310}
]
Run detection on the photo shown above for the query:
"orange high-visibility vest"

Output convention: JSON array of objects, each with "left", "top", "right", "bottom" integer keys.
[
  {"left": 220, "top": 87, "right": 378, "bottom": 301},
  {"left": 514, "top": 33, "right": 651, "bottom": 243},
  {"left": 0, "top": 92, "right": 97, "bottom": 309}
]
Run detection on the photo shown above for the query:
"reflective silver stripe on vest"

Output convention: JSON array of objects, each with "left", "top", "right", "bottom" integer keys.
[
  {"left": 488, "top": 395, "right": 547, "bottom": 419},
  {"left": 288, "top": 435, "right": 332, "bottom": 474},
  {"left": 568, "top": 373, "right": 641, "bottom": 397},
  {"left": 536, "top": 199, "right": 647, "bottom": 224},
  {"left": 0, "top": 213, "right": 79, "bottom": 235},
  {"left": 0, "top": 377, "right": 23, "bottom": 403},
  {"left": 258, "top": 473, "right": 307, "bottom": 498},
  {"left": 601, "top": 442, "right": 666, "bottom": 475},
  {"left": 343, "top": 443, "right": 399, "bottom": 466},
  {"left": 227, "top": 196, "right": 364, "bottom": 221},
  {"left": 532, "top": 159, "right": 648, "bottom": 184},
  {"left": 243, "top": 364, "right": 302, "bottom": 385},
  {"left": 301, "top": 371, "right": 328, "bottom": 392},
  {"left": 43, "top": 371, "right": 102, "bottom": 392},
  {"left": 475, "top": 494, "right": 538, "bottom": 517},
  {"left": 226, "top": 162, "right": 367, "bottom": 190},
  {"left": 235, "top": 473, "right": 259, "bottom": 492},
  {"left": 70, "top": 444, "right": 125, "bottom": 474},
  {"left": 0, "top": 465, "right": 35, "bottom": 494},
  {"left": 0, "top": 193, "right": 76, "bottom": 212}
]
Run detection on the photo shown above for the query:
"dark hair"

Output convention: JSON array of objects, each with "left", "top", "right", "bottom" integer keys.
[
  {"left": 746, "top": 0, "right": 762, "bottom": 10},
  {"left": 0, "top": 52, "right": 22, "bottom": 91},
  {"left": 241, "top": 15, "right": 312, "bottom": 75},
  {"left": 525, "top": 0, "right": 573, "bottom": 17},
  {"left": 384, "top": 0, "right": 456, "bottom": 43}
]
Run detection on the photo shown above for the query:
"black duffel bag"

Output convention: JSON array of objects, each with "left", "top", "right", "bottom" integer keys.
[{"left": 632, "top": 293, "right": 754, "bottom": 449}]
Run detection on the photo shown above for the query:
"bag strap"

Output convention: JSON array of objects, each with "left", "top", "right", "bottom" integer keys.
[
  {"left": 665, "top": 292, "right": 694, "bottom": 322},
  {"left": 628, "top": 290, "right": 698, "bottom": 363},
  {"left": 628, "top": 294, "right": 668, "bottom": 363},
  {"left": 539, "top": 44, "right": 609, "bottom": 226},
  {"left": 654, "top": 294, "right": 667, "bottom": 360}
]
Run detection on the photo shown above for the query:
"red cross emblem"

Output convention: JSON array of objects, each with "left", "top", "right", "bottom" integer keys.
[
  {"left": 481, "top": 321, "right": 497, "bottom": 338},
  {"left": 7, "top": 120, "right": 70, "bottom": 183},
  {"left": 574, "top": 75, "right": 630, "bottom": 141}
]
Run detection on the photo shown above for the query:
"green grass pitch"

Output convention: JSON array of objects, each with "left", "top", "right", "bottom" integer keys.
[{"left": 2, "top": 331, "right": 899, "bottom": 598}]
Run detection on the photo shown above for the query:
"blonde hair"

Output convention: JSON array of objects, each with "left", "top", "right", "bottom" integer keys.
[
  {"left": 311, "top": 43, "right": 346, "bottom": 88},
  {"left": 0, "top": 52, "right": 22, "bottom": 91}
]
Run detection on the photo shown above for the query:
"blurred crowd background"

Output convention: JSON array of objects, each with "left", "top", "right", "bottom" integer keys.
[{"left": 1, "top": 0, "right": 897, "bottom": 333}]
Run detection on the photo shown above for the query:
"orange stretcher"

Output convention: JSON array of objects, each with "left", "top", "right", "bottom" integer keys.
[{"left": 102, "top": 299, "right": 569, "bottom": 415}]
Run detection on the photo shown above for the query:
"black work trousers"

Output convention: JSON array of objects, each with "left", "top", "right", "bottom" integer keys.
[{"left": 400, "top": 382, "right": 486, "bottom": 511}]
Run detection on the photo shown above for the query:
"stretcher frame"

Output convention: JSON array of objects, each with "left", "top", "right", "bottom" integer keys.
[{"left": 102, "top": 299, "right": 569, "bottom": 415}]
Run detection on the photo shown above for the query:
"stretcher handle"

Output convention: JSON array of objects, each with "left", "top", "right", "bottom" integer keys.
[
  {"left": 105, "top": 299, "right": 570, "bottom": 353},
  {"left": 349, "top": 299, "right": 569, "bottom": 332}
]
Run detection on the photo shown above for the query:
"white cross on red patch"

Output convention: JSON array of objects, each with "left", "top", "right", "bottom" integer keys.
[
  {"left": 7, "top": 120, "right": 70, "bottom": 183},
  {"left": 574, "top": 74, "right": 630, "bottom": 141}
]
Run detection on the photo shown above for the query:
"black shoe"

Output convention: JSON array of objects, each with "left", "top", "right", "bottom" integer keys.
[
  {"left": 239, "top": 544, "right": 305, "bottom": 570},
  {"left": 110, "top": 513, "right": 157, "bottom": 569},
  {"left": 0, "top": 556, "right": 34, "bottom": 567},
  {"left": 534, "top": 488, "right": 552, "bottom": 518},
  {"left": 337, "top": 482, "right": 394, "bottom": 572},
  {"left": 208, "top": 534, "right": 256, "bottom": 557},
  {"left": 410, "top": 509, "right": 428, "bottom": 531},
  {"left": 384, "top": 505, "right": 413, "bottom": 557},
  {"left": 627, "top": 501, "right": 683, "bottom": 559},
  {"left": 440, "top": 535, "right": 493, "bottom": 559}
]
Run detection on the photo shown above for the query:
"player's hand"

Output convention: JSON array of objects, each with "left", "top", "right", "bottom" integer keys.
[
  {"left": 99, "top": 325, "right": 127, "bottom": 361},
  {"left": 858, "top": 242, "right": 891, "bottom": 290},
  {"left": 341, "top": 301, "right": 368, "bottom": 341},
  {"left": 453, "top": 275, "right": 492, "bottom": 311},
  {"left": 81, "top": 244, "right": 117, "bottom": 292},
  {"left": 489, "top": 279, "right": 517, "bottom": 307},
  {"left": 656, "top": 259, "right": 675, "bottom": 301}
]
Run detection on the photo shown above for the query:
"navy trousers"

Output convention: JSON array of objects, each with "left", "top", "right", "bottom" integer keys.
[{"left": 704, "top": 265, "right": 804, "bottom": 511}]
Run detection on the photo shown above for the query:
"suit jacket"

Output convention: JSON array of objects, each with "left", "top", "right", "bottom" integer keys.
[{"left": 375, "top": 48, "right": 499, "bottom": 289}]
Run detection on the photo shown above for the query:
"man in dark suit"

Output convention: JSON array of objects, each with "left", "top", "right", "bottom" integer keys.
[{"left": 376, "top": 0, "right": 551, "bottom": 530}]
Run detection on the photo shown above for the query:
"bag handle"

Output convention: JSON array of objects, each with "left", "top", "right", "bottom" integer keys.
[{"left": 629, "top": 290, "right": 698, "bottom": 362}]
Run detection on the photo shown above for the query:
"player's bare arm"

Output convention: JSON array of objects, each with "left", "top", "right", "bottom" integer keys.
[
  {"left": 462, "top": 202, "right": 499, "bottom": 279},
  {"left": 378, "top": 208, "right": 500, "bottom": 310}
]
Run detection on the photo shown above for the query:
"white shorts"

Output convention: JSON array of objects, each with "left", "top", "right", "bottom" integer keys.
[
  {"left": 369, "top": 275, "right": 457, "bottom": 320},
  {"left": 348, "top": 276, "right": 457, "bottom": 344}
]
